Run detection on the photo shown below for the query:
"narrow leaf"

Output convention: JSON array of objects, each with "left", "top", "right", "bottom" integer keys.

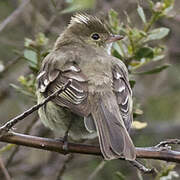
[
  {"left": 24, "top": 50, "right": 37, "bottom": 64},
  {"left": 113, "top": 42, "right": 124, "bottom": 57},
  {"left": 0, "top": 61, "right": 4, "bottom": 73},
  {"left": 61, "top": 0, "right": 95, "bottom": 13},
  {"left": 10, "top": 84, "right": 35, "bottom": 98},
  {"left": 129, "top": 80, "right": 136, "bottom": 88},
  {"left": 137, "top": 5, "right": 147, "bottom": 23},
  {"left": 152, "top": 54, "right": 165, "bottom": 61},
  {"left": 133, "top": 64, "right": 170, "bottom": 75},
  {"left": 145, "top": 28, "right": 170, "bottom": 42},
  {"left": 132, "top": 121, "right": 147, "bottom": 129},
  {"left": 135, "top": 47, "right": 154, "bottom": 60}
]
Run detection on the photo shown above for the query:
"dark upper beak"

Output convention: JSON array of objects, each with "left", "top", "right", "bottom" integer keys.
[{"left": 107, "top": 34, "right": 124, "bottom": 43}]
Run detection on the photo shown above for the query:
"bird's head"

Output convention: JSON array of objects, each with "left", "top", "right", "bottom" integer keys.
[{"left": 57, "top": 14, "right": 123, "bottom": 48}]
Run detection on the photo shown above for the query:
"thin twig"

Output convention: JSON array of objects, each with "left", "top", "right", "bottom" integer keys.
[
  {"left": 0, "top": 144, "right": 15, "bottom": 154},
  {"left": 1, "top": 132, "right": 180, "bottom": 164},
  {"left": 0, "top": 157, "right": 11, "bottom": 180},
  {"left": 0, "top": 80, "right": 71, "bottom": 134},
  {"left": 43, "top": 15, "right": 57, "bottom": 35},
  {"left": 43, "top": 1, "right": 64, "bottom": 35},
  {"left": 129, "top": 160, "right": 157, "bottom": 174},
  {"left": 56, "top": 154, "right": 74, "bottom": 180},
  {"left": 50, "top": 0, "right": 57, "bottom": 10},
  {"left": 5, "top": 146, "right": 19, "bottom": 167},
  {"left": 88, "top": 160, "right": 107, "bottom": 180},
  {"left": 0, "top": 0, "right": 31, "bottom": 33}
]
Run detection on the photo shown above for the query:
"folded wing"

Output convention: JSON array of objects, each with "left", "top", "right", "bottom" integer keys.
[{"left": 37, "top": 53, "right": 91, "bottom": 117}]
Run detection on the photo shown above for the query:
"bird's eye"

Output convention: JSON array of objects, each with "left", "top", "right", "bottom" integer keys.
[{"left": 91, "top": 33, "right": 100, "bottom": 40}]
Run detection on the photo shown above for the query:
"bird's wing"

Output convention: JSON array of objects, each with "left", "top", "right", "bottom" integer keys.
[
  {"left": 112, "top": 62, "right": 133, "bottom": 132},
  {"left": 37, "top": 52, "right": 90, "bottom": 117}
]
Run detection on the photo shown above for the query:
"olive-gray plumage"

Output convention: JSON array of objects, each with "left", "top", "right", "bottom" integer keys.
[{"left": 37, "top": 14, "right": 136, "bottom": 160}]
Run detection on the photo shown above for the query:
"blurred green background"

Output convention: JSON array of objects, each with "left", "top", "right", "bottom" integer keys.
[{"left": 0, "top": 0, "right": 180, "bottom": 180}]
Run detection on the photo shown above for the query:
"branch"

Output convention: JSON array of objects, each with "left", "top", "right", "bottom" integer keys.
[
  {"left": 56, "top": 154, "right": 74, "bottom": 180},
  {"left": 88, "top": 160, "right": 107, "bottom": 180},
  {"left": 0, "top": 157, "right": 11, "bottom": 180},
  {"left": 0, "top": 0, "right": 31, "bottom": 33},
  {"left": 0, "top": 80, "right": 71, "bottom": 134},
  {"left": 5, "top": 115, "right": 38, "bottom": 167},
  {"left": 0, "top": 132, "right": 180, "bottom": 163}
]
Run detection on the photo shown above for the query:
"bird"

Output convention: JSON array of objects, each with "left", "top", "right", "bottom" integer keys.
[{"left": 36, "top": 13, "right": 136, "bottom": 161}]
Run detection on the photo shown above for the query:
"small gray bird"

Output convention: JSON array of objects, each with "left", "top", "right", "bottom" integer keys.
[{"left": 36, "top": 14, "right": 136, "bottom": 160}]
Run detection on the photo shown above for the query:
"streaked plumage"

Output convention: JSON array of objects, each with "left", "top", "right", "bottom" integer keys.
[{"left": 37, "top": 14, "right": 136, "bottom": 160}]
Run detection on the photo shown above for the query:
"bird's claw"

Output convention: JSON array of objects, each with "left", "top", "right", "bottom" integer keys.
[{"left": 158, "top": 145, "right": 171, "bottom": 151}]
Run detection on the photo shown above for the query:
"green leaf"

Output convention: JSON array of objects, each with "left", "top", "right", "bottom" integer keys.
[
  {"left": 147, "top": 0, "right": 154, "bottom": 10},
  {"left": 24, "top": 49, "right": 38, "bottom": 68},
  {"left": 164, "top": 0, "right": 174, "bottom": 9},
  {"left": 0, "top": 61, "right": 4, "bottom": 73},
  {"left": 152, "top": 54, "right": 165, "bottom": 61},
  {"left": 0, "top": 144, "right": 15, "bottom": 154},
  {"left": 135, "top": 47, "right": 154, "bottom": 60},
  {"left": 109, "top": 9, "right": 118, "bottom": 17},
  {"left": 112, "top": 49, "right": 122, "bottom": 60},
  {"left": 156, "top": 163, "right": 179, "bottom": 180},
  {"left": 139, "top": 30, "right": 147, "bottom": 37},
  {"left": 137, "top": 5, "right": 147, "bottom": 23},
  {"left": 10, "top": 84, "right": 35, "bottom": 98},
  {"left": 61, "top": 0, "right": 95, "bottom": 13},
  {"left": 163, "top": 0, "right": 174, "bottom": 15},
  {"left": 132, "top": 121, "right": 147, "bottom": 129},
  {"left": 145, "top": 27, "right": 170, "bottom": 42},
  {"left": 160, "top": 171, "right": 179, "bottom": 180},
  {"left": 124, "top": 11, "right": 131, "bottom": 24},
  {"left": 164, "top": 5, "right": 174, "bottom": 15},
  {"left": 108, "top": 9, "right": 119, "bottom": 31},
  {"left": 113, "top": 42, "right": 124, "bottom": 57},
  {"left": 36, "top": 33, "right": 48, "bottom": 46},
  {"left": 133, "top": 64, "right": 170, "bottom": 75},
  {"left": 129, "top": 80, "right": 136, "bottom": 88},
  {"left": 24, "top": 38, "right": 34, "bottom": 47}
]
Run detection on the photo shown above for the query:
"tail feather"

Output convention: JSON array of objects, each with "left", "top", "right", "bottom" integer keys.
[
  {"left": 90, "top": 93, "right": 136, "bottom": 160},
  {"left": 93, "top": 108, "right": 116, "bottom": 159}
]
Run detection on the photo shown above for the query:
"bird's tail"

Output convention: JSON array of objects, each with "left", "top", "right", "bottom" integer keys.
[{"left": 90, "top": 93, "right": 136, "bottom": 160}]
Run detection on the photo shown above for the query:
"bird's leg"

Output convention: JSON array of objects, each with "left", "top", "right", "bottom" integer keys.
[
  {"left": 62, "top": 117, "right": 73, "bottom": 151},
  {"left": 128, "top": 160, "right": 157, "bottom": 174}
]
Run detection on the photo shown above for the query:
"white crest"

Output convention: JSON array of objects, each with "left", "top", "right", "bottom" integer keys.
[
  {"left": 71, "top": 14, "right": 90, "bottom": 25},
  {"left": 70, "top": 13, "right": 103, "bottom": 26}
]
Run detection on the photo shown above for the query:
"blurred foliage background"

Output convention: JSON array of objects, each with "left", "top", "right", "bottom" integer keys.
[{"left": 0, "top": 0, "right": 180, "bottom": 180}]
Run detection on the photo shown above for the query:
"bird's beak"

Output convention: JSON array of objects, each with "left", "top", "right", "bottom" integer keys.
[{"left": 107, "top": 34, "right": 124, "bottom": 43}]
